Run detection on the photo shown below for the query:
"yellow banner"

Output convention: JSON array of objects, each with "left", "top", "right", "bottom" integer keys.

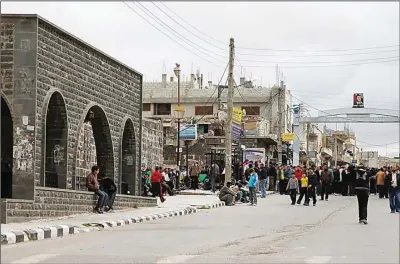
[
  {"left": 232, "top": 107, "right": 242, "bottom": 124},
  {"left": 282, "top": 133, "right": 296, "bottom": 142}
]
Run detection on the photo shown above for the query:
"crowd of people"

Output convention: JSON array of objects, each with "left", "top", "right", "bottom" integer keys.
[{"left": 85, "top": 161, "right": 400, "bottom": 223}]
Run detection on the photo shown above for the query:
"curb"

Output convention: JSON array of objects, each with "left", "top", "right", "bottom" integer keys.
[
  {"left": 195, "top": 201, "right": 225, "bottom": 209},
  {"left": 176, "top": 192, "right": 214, "bottom": 196},
  {"left": 1, "top": 206, "right": 198, "bottom": 245}
]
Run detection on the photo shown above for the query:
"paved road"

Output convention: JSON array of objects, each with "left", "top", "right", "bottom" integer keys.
[{"left": 2, "top": 194, "right": 399, "bottom": 263}]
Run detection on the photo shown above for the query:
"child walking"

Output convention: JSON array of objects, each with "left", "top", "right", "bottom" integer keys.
[
  {"left": 248, "top": 169, "right": 258, "bottom": 206},
  {"left": 297, "top": 173, "right": 309, "bottom": 205},
  {"left": 286, "top": 173, "right": 299, "bottom": 205}
]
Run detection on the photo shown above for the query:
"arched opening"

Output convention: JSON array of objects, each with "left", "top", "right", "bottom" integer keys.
[
  {"left": 1, "top": 97, "right": 13, "bottom": 198},
  {"left": 121, "top": 119, "right": 136, "bottom": 195},
  {"left": 44, "top": 92, "right": 68, "bottom": 188},
  {"left": 75, "top": 105, "right": 114, "bottom": 190}
]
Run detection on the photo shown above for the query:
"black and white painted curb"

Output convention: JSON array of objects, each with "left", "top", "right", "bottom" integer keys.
[
  {"left": 1, "top": 206, "right": 199, "bottom": 245},
  {"left": 195, "top": 201, "right": 225, "bottom": 209}
]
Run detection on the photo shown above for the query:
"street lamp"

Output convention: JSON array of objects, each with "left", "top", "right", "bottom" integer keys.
[{"left": 173, "top": 63, "right": 184, "bottom": 188}]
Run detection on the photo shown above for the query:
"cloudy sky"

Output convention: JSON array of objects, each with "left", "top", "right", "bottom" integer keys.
[{"left": 3, "top": 1, "right": 399, "bottom": 157}]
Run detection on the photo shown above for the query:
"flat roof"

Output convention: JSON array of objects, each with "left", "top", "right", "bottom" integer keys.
[{"left": 2, "top": 14, "right": 143, "bottom": 77}]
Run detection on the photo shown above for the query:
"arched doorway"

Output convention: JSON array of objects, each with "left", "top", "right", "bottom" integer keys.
[
  {"left": 44, "top": 92, "right": 68, "bottom": 188},
  {"left": 75, "top": 105, "right": 114, "bottom": 190},
  {"left": 121, "top": 119, "right": 136, "bottom": 195},
  {"left": 1, "top": 97, "right": 13, "bottom": 198}
]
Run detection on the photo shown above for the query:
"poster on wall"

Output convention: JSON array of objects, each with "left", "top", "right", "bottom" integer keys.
[
  {"left": 293, "top": 105, "right": 300, "bottom": 126},
  {"left": 353, "top": 93, "right": 364, "bottom": 108},
  {"left": 243, "top": 148, "right": 266, "bottom": 165}
]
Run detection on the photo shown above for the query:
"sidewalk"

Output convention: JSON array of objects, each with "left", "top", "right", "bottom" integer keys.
[
  {"left": 1, "top": 195, "right": 224, "bottom": 245},
  {"left": 177, "top": 189, "right": 276, "bottom": 198}
]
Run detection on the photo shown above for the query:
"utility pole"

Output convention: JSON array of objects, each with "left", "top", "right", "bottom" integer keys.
[
  {"left": 334, "top": 123, "right": 338, "bottom": 167},
  {"left": 306, "top": 123, "right": 310, "bottom": 167},
  {"left": 224, "top": 38, "right": 235, "bottom": 186},
  {"left": 277, "top": 80, "right": 284, "bottom": 165}
]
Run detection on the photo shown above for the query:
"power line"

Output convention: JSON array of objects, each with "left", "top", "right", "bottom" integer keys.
[
  {"left": 133, "top": 2, "right": 226, "bottom": 64},
  {"left": 122, "top": 2, "right": 224, "bottom": 68},
  {"left": 156, "top": 2, "right": 399, "bottom": 56},
  {"left": 236, "top": 58, "right": 399, "bottom": 68},
  {"left": 235, "top": 56, "right": 400, "bottom": 64},
  {"left": 151, "top": 2, "right": 226, "bottom": 52},
  {"left": 236, "top": 48, "right": 400, "bottom": 58}
]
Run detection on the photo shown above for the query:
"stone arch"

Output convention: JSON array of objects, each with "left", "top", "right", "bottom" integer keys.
[
  {"left": 43, "top": 91, "right": 69, "bottom": 188},
  {"left": 74, "top": 104, "right": 114, "bottom": 190},
  {"left": 1, "top": 96, "right": 13, "bottom": 198},
  {"left": 120, "top": 117, "right": 136, "bottom": 195}
]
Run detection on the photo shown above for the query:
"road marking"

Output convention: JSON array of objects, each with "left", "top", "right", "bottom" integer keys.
[
  {"left": 156, "top": 255, "right": 199, "bottom": 264},
  {"left": 10, "top": 254, "right": 59, "bottom": 264},
  {"left": 305, "top": 256, "right": 332, "bottom": 263}
]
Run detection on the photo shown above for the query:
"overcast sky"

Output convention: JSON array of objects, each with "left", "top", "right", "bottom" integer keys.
[{"left": 3, "top": 1, "right": 399, "bottom": 157}]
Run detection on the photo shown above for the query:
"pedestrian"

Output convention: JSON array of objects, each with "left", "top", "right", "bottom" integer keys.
[
  {"left": 355, "top": 166, "right": 370, "bottom": 225},
  {"left": 210, "top": 162, "right": 220, "bottom": 193},
  {"left": 320, "top": 166, "right": 332, "bottom": 201},
  {"left": 247, "top": 169, "right": 258, "bottom": 206},
  {"left": 389, "top": 167, "right": 400, "bottom": 213},
  {"left": 189, "top": 162, "right": 200, "bottom": 190},
  {"left": 376, "top": 168, "right": 386, "bottom": 198},
  {"left": 259, "top": 164, "right": 268, "bottom": 198},
  {"left": 268, "top": 162, "right": 277, "bottom": 191},
  {"left": 287, "top": 173, "right": 299, "bottom": 205},
  {"left": 151, "top": 166, "right": 165, "bottom": 203},
  {"left": 305, "top": 168, "right": 317, "bottom": 206},
  {"left": 295, "top": 166, "right": 302, "bottom": 191},
  {"left": 384, "top": 168, "right": 391, "bottom": 198},
  {"left": 219, "top": 182, "right": 236, "bottom": 206},
  {"left": 86, "top": 165, "right": 108, "bottom": 214},
  {"left": 297, "top": 172, "right": 308, "bottom": 205},
  {"left": 278, "top": 166, "right": 286, "bottom": 195},
  {"left": 99, "top": 172, "right": 117, "bottom": 211}
]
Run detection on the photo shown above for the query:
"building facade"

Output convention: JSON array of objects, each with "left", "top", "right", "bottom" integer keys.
[
  {"left": 143, "top": 73, "right": 293, "bottom": 166},
  {"left": 1, "top": 15, "right": 156, "bottom": 222}
]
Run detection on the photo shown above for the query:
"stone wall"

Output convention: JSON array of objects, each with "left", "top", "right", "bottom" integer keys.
[
  {"left": 141, "top": 118, "right": 163, "bottom": 169},
  {"left": 2, "top": 187, "right": 156, "bottom": 223},
  {"left": 1, "top": 15, "right": 143, "bottom": 198}
]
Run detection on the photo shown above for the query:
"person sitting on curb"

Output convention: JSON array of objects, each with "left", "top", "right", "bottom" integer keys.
[
  {"left": 99, "top": 172, "right": 117, "bottom": 211},
  {"left": 86, "top": 165, "right": 108, "bottom": 214},
  {"left": 219, "top": 182, "right": 236, "bottom": 206}
]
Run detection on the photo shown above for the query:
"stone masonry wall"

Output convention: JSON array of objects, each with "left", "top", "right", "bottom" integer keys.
[
  {"left": 3, "top": 187, "right": 156, "bottom": 223},
  {"left": 141, "top": 118, "right": 163, "bottom": 169},
  {"left": 34, "top": 18, "right": 143, "bottom": 193}
]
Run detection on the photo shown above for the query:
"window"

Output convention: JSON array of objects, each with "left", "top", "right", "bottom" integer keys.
[
  {"left": 241, "top": 106, "right": 260, "bottom": 116},
  {"left": 195, "top": 106, "right": 213, "bottom": 115},
  {"left": 153, "top": 103, "right": 171, "bottom": 115},
  {"left": 143, "top": 103, "right": 151, "bottom": 111}
]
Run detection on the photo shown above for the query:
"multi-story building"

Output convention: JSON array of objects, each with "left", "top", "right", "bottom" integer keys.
[
  {"left": 358, "top": 151, "right": 379, "bottom": 168},
  {"left": 143, "top": 74, "right": 293, "bottom": 165}
]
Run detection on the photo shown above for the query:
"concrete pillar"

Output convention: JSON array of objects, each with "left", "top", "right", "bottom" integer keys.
[
  {"left": 190, "top": 74, "right": 195, "bottom": 88},
  {"left": 240, "top": 77, "right": 245, "bottom": 86},
  {"left": 11, "top": 19, "right": 38, "bottom": 200}
]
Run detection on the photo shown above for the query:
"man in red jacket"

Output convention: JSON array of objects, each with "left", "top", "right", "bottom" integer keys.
[
  {"left": 295, "top": 166, "right": 303, "bottom": 192},
  {"left": 151, "top": 166, "right": 165, "bottom": 203}
]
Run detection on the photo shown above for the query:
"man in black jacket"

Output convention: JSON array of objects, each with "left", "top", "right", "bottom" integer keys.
[
  {"left": 259, "top": 164, "right": 268, "bottom": 198},
  {"left": 99, "top": 173, "right": 117, "bottom": 211},
  {"left": 305, "top": 168, "right": 317, "bottom": 206},
  {"left": 268, "top": 163, "right": 277, "bottom": 192},
  {"left": 355, "top": 167, "right": 370, "bottom": 225}
]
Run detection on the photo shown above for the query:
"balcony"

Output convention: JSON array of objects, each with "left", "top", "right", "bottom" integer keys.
[
  {"left": 345, "top": 138, "right": 356, "bottom": 147},
  {"left": 320, "top": 147, "right": 332, "bottom": 157},
  {"left": 242, "top": 119, "right": 278, "bottom": 144}
]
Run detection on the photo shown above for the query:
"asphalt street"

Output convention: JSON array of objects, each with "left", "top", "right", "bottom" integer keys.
[{"left": 1, "top": 194, "right": 399, "bottom": 263}]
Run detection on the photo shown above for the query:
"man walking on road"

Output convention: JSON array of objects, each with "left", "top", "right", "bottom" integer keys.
[
  {"left": 320, "top": 166, "right": 332, "bottom": 201},
  {"left": 376, "top": 168, "right": 386, "bottom": 198},
  {"left": 210, "top": 162, "right": 220, "bottom": 193},
  {"left": 259, "top": 164, "right": 268, "bottom": 198},
  {"left": 389, "top": 167, "right": 400, "bottom": 213},
  {"left": 189, "top": 162, "right": 201, "bottom": 190},
  {"left": 305, "top": 168, "right": 317, "bottom": 206},
  {"left": 355, "top": 166, "right": 370, "bottom": 225}
]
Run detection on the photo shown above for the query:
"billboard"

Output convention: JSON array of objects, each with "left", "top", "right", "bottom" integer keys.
[
  {"left": 179, "top": 124, "right": 197, "bottom": 141},
  {"left": 243, "top": 148, "right": 266, "bottom": 165},
  {"left": 353, "top": 93, "right": 364, "bottom": 108},
  {"left": 293, "top": 105, "right": 300, "bottom": 126}
]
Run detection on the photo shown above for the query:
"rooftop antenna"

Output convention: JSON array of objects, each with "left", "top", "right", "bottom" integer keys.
[
  {"left": 162, "top": 60, "right": 166, "bottom": 74},
  {"left": 275, "top": 64, "right": 279, "bottom": 86}
]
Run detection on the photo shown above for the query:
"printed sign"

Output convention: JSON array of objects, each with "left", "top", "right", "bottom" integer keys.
[
  {"left": 243, "top": 148, "right": 266, "bottom": 165},
  {"left": 232, "top": 107, "right": 243, "bottom": 141},
  {"left": 282, "top": 133, "right": 296, "bottom": 142},
  {"left": 353, "top": 93, "right": 364, "bottom": 108},
  {"left": 293, "top": 105, "right": 300, "bottom": 126},
  {"left": 179, "top": 124, "right": 197, "bottom": 141}
]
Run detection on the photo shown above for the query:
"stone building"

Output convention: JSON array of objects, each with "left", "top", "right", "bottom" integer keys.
[
  {"left": 1, "top": 14, "right": 156, "bottom": 223},
  {"left": 143, "top": 73, "right": 293, "bottom": 166}
]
